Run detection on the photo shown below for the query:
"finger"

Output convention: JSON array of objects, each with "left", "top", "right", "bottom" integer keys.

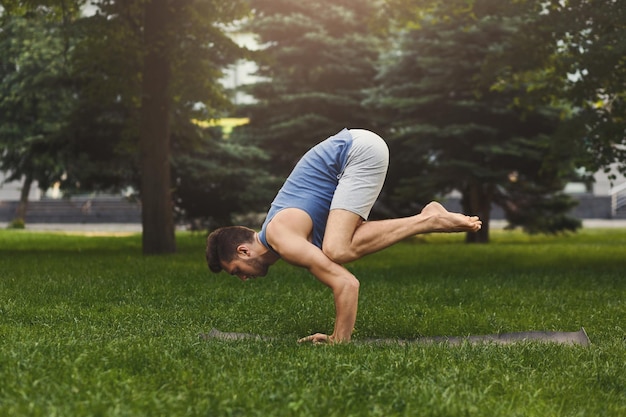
[{"left": 298, "top": 334, "right": 327, "bottom": 344}]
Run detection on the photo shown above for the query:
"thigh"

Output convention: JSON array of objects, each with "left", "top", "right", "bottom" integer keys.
[
  {"left": 330, "top": 130, "right": 389, "bottom": 220},
  {"left": 323, "top": 208, "right": 364, "bottom": 248}
]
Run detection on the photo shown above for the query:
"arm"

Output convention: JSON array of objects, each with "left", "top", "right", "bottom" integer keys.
[
  {"left": 305, "top": 250, "right": 360, "bottom": 343},
  {"left": 266, "top": 209, "right": 359, "bottom": 343}
]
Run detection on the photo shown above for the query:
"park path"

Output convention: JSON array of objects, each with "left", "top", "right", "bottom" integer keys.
[{"left": 1, "top": 219, "right": 625, "bottom": 234}]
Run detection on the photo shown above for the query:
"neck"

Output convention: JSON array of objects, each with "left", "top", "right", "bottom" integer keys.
[{"left": 255, "top": 233, "right": 280, "bottom": 263}]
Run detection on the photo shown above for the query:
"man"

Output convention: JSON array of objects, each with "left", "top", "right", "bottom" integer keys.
[{"left": 206, "top": 128, "right": 482, "bottom": 344}]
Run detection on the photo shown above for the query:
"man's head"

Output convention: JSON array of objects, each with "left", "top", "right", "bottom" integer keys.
[{"left": 206, "top": 226, "right": 270, "bottom": 280}]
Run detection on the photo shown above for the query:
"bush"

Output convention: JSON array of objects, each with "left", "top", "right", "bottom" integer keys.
[{"left": 7, "top": 218, "right": 25, "bottom": 229}]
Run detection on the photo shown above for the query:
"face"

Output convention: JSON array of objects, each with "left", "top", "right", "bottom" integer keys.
[{"left": 222, "top": 256, "right": 270, "bottom": 281}]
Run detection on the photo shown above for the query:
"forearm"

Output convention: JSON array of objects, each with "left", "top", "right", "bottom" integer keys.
[
  {"left": 331, "top": 278, "right": 360, "bottom": 342},
  {"left": 269, "top": 221, "right": 361, "bottom": 343}
]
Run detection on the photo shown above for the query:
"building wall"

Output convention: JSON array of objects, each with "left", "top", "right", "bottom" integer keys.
[
  {"left": 591, "top": 162, "right": 625, "bottom": 195},
  {"left": 0, "top": 172, "right": 41, "bottom": 201}
]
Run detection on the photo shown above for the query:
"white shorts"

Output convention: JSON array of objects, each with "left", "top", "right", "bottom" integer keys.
[{"left": 330, "top": 129, "right": 389, "bottom": 219}]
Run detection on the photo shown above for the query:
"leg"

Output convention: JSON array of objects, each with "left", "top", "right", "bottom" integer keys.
[{"left": 322, "top": 202, "right": 481, "bottom": 264}]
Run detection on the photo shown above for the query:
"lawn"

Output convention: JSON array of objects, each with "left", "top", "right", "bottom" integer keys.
[{"left": 0, "top": 227, "right": 624, "bottom": 416}]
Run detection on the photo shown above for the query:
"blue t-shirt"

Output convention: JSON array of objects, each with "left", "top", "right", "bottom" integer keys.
[{"left": 259, "top": 129, "right": 353, "bottom": 251}]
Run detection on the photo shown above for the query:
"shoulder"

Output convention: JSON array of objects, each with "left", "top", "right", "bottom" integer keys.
[
  {"left": 266, "top": 209, "right": 313, "bottom": 243},
  {"left": 265, "top": 208, "right": 315, "bottom": 259}
]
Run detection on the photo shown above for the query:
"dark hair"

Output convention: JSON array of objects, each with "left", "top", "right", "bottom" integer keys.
[{"left": 205, "top": 226, "right": 256, "bottom": 273}]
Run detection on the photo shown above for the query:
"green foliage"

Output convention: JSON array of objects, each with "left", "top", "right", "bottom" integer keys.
[
  {"left": 57, "top": 1, "right": 144, "bottom": 191},
  {"left": 59, "top": 0, "right": 250, "bottom": 194},
  {"left": 1, "top": 0, "right": 258, "bottom": 232},
  {"left": 172, "top": 126, "right": 278, "bottom": 228},
  {"left": 499, "top": 175, "right": 582, "bottom": 234},
  {"left": 495, "top": 0, "right": 626, "bottom": 175},
  {"left": 2, "top": 0, "right": 624, "bottom": 238},
  {"left": 235, "top": 0, "right": 384, "bottom": 177},
  {"left": 0, "top": 229, "right": 625, "bottom": 416},
  {"left": 370, "top": 0, "right": 580, "bottom": 240},
  {"left": 6, "top": 217, "right": 25, "bottom": 229},
  {"left": 0, "top": 7, "right": 77, "bottom": 191},
  {"left": 1, "top": 0, "right": 250, "bottom": 198}
]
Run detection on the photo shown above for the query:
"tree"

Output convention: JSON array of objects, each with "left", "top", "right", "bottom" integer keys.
[
  {"left": 521, "top": 0, "right": 626, "bottom": 178},
  {"left": 139, "top": 0, "right": 176, "bottom": 253},
  {"left": 371, "top": 0, "right": 581, "bottom": 242},
  {"left": 464, "top": 0, "right": 626, "bottom": 180},
  {"left": 234, "top": 0, "right": 384, "bottom": 178},
  {"left": 62, "top": 0, "right": 248, "bottom": 253},
  {"left": 112, "top": 0, "right": 249, "bottom": 253},
  {"left": 171, "top": 125, "right": 276, "bottom": 229},
  {"left": 0, "top": 5, "right": 80, "bottom": 224},
  {"left": 2, "top": 0, "right": 250, "bottom": 250}
]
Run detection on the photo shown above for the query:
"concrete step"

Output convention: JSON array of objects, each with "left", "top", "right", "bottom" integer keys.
[
  {"left": 613, "top": 210, "right": 626, "bottom": 219},
  {"left": 1, "top": 199, "right": 141, "bottom": 223}
]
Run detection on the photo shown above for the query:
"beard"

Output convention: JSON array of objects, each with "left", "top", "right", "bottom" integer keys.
[{"left": 246, "top": 257, "right": 269, "bottom": 278}]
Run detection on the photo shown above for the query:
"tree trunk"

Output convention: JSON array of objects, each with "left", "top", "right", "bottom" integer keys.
[
  {"left": 13, "top": 173, "right": 33, "bottom": 223},
  {"left": 139, "top": 0, "right": 176, "bottom": 254},
  {"left": 463, "top": 182, "right": 492, "bottom": 243}
]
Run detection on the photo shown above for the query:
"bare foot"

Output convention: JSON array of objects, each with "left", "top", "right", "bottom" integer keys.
[{"left": 420, "top": 202, "right": 482, "bottom": 232}]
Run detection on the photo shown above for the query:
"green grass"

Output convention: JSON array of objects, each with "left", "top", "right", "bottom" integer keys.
[{"left": 0, "top": 228, "right": 624, "bottom": 416}]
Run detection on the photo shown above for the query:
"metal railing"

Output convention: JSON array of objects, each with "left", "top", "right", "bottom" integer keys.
[{"left": 610, "top": 182, "right": 626, "bottom": 218}]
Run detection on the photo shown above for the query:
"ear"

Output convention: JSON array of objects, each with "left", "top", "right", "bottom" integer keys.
[{"left": 236, "top": 244, "right": 250, "bottom": 257}]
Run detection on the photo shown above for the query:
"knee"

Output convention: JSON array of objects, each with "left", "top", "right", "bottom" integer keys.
[{"left": 322, "top": 241, "right": 355, "bottom": 264}]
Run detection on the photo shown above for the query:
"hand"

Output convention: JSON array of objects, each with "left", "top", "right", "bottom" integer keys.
[{"left": 298, "top": 333, "right": 333, "bottom": 344}]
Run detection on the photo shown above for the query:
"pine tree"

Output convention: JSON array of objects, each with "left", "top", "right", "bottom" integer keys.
[
  {"left": 371, "top": 1, "right": 580, "bottom": 242},
  {"left": 235, "top": 0, "right": 383, "bottom": 177}
]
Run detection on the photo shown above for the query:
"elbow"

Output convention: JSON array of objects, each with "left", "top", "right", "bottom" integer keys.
[
  {"left": 352, "top": 276, "right": 360, "bottom": 290},
  {"left": 331, "top": 274, "right": 360, "bottom": 296},
  {"left": 344, "top": 276, "right": 360, "bottom": 293}
]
